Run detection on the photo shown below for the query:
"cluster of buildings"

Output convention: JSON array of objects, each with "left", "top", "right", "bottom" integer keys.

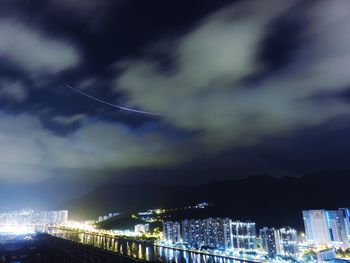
[
  {"left": 0, "top": 209, "right": 68, "bottom": 226},
  {"left": 134, "top": 223, "right": 150, "bottom": 234},
  {"left": 97, "top": 212, "right": 120, "bottom": 222},
  {"left": 162, "top": 208, "right": 350, "bottom": 261},
  {"left": 260, "top": 227, "right": 298, "bottom": 257},
  {"left": 163, "top": 218, "right": 298, "bottom": 258},
  {"left": 303, "top": 208, "right": 350, "bottom": 247}
]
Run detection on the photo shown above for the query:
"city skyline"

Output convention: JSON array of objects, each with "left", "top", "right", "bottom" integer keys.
[
  {"left": 0, "top": 205, "right": 350, "bottom": 262},
  {"left": 0, "top": 209, "right": 68, "bottom": 226}
]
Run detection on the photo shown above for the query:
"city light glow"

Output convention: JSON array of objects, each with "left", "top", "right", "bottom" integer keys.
[
  {"left": 0, "top": 225, "right": 35, "bottom": 236},
  {"left": 0, "top": 206, "right": 349, "bottom": 262}
]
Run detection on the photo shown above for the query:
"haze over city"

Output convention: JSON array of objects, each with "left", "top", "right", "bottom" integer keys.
[{"left": 0, "top": 0, "right": 349, "bottom": 213}]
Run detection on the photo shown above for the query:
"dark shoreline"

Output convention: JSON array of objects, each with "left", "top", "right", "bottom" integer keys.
[{"left": 0, "top": 234, "right": 146, "bottom": 263}]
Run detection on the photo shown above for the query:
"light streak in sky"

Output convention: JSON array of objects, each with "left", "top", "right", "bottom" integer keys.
[{"left": 66, "top": 85, "right": 162, "bottom": 116}]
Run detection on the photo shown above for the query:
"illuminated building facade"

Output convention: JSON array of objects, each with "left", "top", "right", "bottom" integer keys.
[
  {"left": 205, "top": 218, "right": 232, "bottom": 249},
  {"left": 279, "top": 227, "right": 299, "bottom": 256},
  {"left": 0, "top": 209, "right": 68, "bottom": 226},
  {"left": 217, "top": 218, "right": 232, "bottom": 250},
  {"left": 97, "top": 212, "right": 119, "bottom": 222},
  {"left": 182, "top": 219, "right": 206, "bottom": 246},
  {"left": 317, "top": 248, "right": 336, "bottom": 262},
  {"left": 260, "top": 227, "right": 282, "bottom": 255},
  {"left": 303, "top": 209, "right": 350, "bottom": 247},
  {"left": 231, "top": 221, "right": 257, "bottom": 251},
  {"left": 338, "top": 208, "right": 350, "bottom": 240},
  {"left": 135, "top": 224, "right": 150, "bottom": 234},
  {"left": 303, "top": 210, "right": 331, "bottom": 245},
  {"left": 166, "top": 218, "right": 259, "bottom": 252},
  {"left": 169, "top": 218, "right": 235, "bottom": 250},
  {"left": 326, "top": 210, "right": 349, "bottom": 245},
  {"left": 163, "top": 221, "right": 181, "bottom": 243}
]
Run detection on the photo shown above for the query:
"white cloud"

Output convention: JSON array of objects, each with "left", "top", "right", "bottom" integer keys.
[
  {"left": 115, "top": 0, "right": 350, "bottom": 150},
  {"left": 53, "top": 114, "right": 87, "bottom": 125},
  {"left": 0, "top": 80, "right": 27, "bottom": 102},
  {"left": 0, "top": 19, "right": 80, "bottom": 74},
  {"left": 0, "top": 112, "right": 176, "bottom": 183}
]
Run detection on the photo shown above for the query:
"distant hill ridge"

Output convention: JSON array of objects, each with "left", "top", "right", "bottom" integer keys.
[{"left": 64, "top": 169, "right": 350, "bottom": 230}]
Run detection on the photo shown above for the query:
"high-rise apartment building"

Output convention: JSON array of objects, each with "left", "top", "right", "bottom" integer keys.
[
  {"left": 165, "top": 218, "right": 258, "bottom": 252},
  {"left": 303, "top": 209, "right": 350, "bottom": 246},
  {"left": 260, "top": 227, "right": 282, "bottom": 255},
  {"left": 182, "top": 219, "right": 206, "bottom": 246},
  {"left": 163, "top": 221, "right": 181, "bottom": 243},
  {"left": 326, "top": 210, "right": 348, "bottom": 245},
  {"left": 279, "top": 227, "right": 299, "bottom": 256},
  {"left": 303, "top": 210, "right": 331, "bottom": 245},
  {"left": 205, "top": 218, "right": 232, "bottom": 250},
  {"left": 338, "top": 208, "right": 350, "bottom": 240},
  {"left": 231, "top": 221, "right": 257, "bottom": 251}
]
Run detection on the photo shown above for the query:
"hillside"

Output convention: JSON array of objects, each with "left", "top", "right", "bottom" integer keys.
[{"left": 64, "top": 170, "right": 350, "bottom": 230}]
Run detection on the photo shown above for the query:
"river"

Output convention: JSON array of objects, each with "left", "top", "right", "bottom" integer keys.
[{"left": 47, "top": 228, "right": 262, "bottom": 263}]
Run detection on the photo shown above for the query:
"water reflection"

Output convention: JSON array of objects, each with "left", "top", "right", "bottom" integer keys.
[{"left": 47, "top": 228, "right": 255, "bottom": 263}]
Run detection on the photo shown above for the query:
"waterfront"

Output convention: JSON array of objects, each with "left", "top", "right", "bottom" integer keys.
[
  {"left": 0, "top": 233, "right": 144, "bottom": 263},
  {"left": 48, "top": 228, "right": 262, "bottom": 263}
]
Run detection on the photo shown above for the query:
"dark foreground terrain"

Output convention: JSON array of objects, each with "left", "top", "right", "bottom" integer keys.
[{"left": 0, "top": 234, "right": 141, "bottom": 263}]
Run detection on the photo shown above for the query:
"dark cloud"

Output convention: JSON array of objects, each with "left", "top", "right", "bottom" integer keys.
[
  {"left": 0, "top": 79, "right": 27, "bottom": 102},
  {"left": 116, "top": 0, "right": 350, "bottom": 152},
  {"left": 0, "top": 0, "right": 348, "bottom": 193}
]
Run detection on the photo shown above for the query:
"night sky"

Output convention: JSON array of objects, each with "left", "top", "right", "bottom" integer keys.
[{"left": 0, "top": 0, "right": 350, "bottom": 210}]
